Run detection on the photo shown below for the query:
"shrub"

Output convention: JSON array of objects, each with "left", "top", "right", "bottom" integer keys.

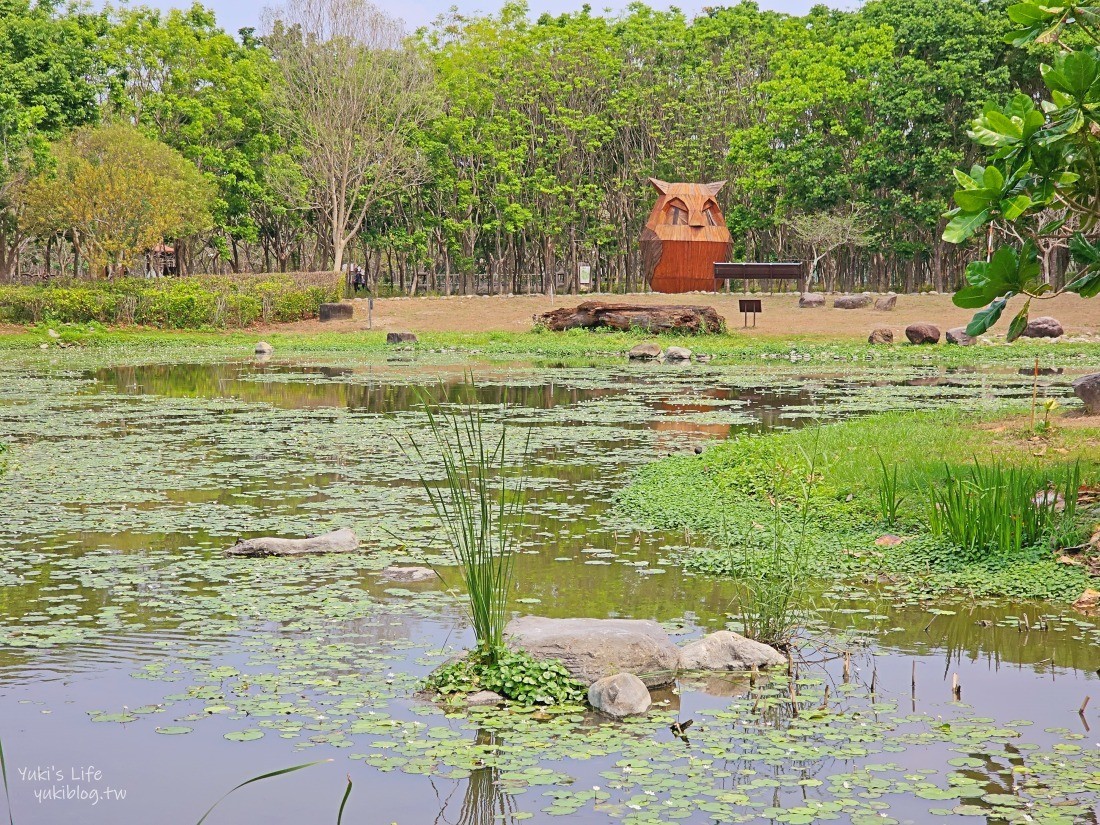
[
  {"left": 0, "top": 273, "right": 342, "bottom": 328},
  {"left": 427, "top": 649, "right": 586, "bottom": 706}
]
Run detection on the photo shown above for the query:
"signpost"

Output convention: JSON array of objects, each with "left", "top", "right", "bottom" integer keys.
[{"left": 739, "top": 298, "right": 762, "bottom": 328}]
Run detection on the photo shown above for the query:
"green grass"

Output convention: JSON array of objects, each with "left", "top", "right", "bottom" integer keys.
[
  {"left": 618, "top": 409, "right": 1100, "bottom": 603},
  {"left": 5, "top": 322, "right": 1100, "bottom": 366}
]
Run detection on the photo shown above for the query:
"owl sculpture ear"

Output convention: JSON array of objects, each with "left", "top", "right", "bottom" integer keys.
[
  {"left": 705, "top": 181, "right": 727, "bottom": 196},
  {"left": 649, "top": 178, "right": 670, "bottom": 194}
]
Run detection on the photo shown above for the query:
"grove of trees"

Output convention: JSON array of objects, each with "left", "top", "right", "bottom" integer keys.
[{"left": 0, "top": 0, "right": 1076, "bottom": 294}]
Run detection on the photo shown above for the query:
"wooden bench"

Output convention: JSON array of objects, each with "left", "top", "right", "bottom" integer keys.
[{"left": 714, "top": 261, "right": 805, "bottom": 292}]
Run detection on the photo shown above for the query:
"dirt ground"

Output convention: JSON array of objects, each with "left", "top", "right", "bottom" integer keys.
[{"left": 265, "top": 291, "right": 1100, "bottom": 340}]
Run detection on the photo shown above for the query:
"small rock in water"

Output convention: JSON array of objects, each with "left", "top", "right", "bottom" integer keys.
[
  {"left": 255, "top": 341, "right": 274, "bottom": 355},
  {"left": 379, "top": 566, "right": 435, "bottom": 583},
  {"left": 588, "top": 673, "right": 651, "bottom": 718},
  {"left": 677, "top": 630, "right": 785, "bottom": 671},
  {"left": 1072, "top": 588, "right": 1100, "bottom": 614},
  {"left": 665, "top": 346, "right": 692, "bottom": 362},
  {"left": 464, "top": 690, "right": 504, "bottom": 707},
  {"left": 628, "top": 342, "right": 663, "bottom": 361},
  {"left": 387, "top": 331, "right": 418, "bottom": 344}
]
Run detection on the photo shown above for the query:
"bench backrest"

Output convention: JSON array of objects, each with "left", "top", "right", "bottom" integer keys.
[{"left": 714, "top": 261, "right": 804, "bottom": 279}]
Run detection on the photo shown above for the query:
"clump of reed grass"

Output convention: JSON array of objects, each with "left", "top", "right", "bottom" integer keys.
[
  {"left": 412, "top": 378, "right": 528, "bottom": 665},
  {"left": 926, "top": 458, "right": 1080, "bottom": 558},
  {"left": 876, "top": 453, "right": 904, "bottom": 527}
]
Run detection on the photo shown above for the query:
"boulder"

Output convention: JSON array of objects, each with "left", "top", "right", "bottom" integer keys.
[
  {"left": 226, "top": 527, "right": 359, "bottom": 557},
  {"left": 505, "top": 616, "right": 680, "bottom": 687},
  {"left": 798, "top": 293, "right": 825, "bottom": 308},
  {"left": 868, "top": 328, "right": 893, "bottom": 345},
  {"left": 834, "top": 294, "right": 871, "bottom": 309},
  {"left": 587, "top": 673, "right": 651, "bottom": 718},
  {"left": 1021, "top": 316, "right": 1064, "bottom": 339},
  {"left": 464, "top": 690, "right": 504, "bottom": 707},
  {"left": 628, "top": 342, "right": 663, "bottom": 361},
  {"left": 905, "top": 323, "right": 940, "bottom": 345},
  {"left": 379, "top": 566, "right": 435, "bottom": 582},
  {"left": 537, "top": 301, "right": 724, "bottom": 334},
  {"left": 1073, "top": 372, "right": 1100, "bottom": 414},
  {"left": 677, "top": 631, "right": 785, "bottom": 671},
  {"left": 665, "top": 346, "right": 692, "bottom": 362},
  {"left": 873, "top": 294, "right": 897, "bottom": 312},
  {"left": 255, "top": 341, "right": 274, "bottom": 355},
  {"left": 945, "top": 327, "right": 973, "bottom": 346},
  {"left": 386, "top": 331, "right": 418, "bottom": 344},
  {"left": 319, "top": 302, "right": 354, "bottom": 321},
  {"left": 1073, "top": 588, "right": 1100, "bottom": 614}
]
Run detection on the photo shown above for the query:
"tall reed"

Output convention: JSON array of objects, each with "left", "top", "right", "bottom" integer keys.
[
  {"left": 927, "top": 458, "right": 1080, "bottom": 557},
  {"left": 413, "top": 379, "right": 528, "bottom": 664},
  {"left": 876, "top": 453, "right": 904, "bottom": 527}
]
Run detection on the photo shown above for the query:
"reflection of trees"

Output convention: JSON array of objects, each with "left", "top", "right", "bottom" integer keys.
[{"left": 432, "top": 729, "right": 516, "bottom": 825}]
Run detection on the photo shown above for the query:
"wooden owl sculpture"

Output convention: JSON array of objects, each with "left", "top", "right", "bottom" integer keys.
[{"left": 640, "top": 179, "right": 732, "bottom": 293}]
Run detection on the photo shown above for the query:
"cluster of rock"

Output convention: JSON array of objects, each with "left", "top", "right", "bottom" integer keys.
[
  {"left": 866, "top": 316, "right": 1065, "bottom": 347},
  {"left": 503, "top": 616, "right": 785, "bottom": 718},
  {"left": 800, "top": 293, "right": 897, "bottom": 311},
  {"left": 627, "top": 343, "right": 700, "bottom": 363}
]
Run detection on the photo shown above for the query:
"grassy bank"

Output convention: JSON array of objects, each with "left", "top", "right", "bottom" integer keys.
[
  {"left": 0, "top": 273, "right": 342, "bottom": 328},
  {"left": 617, "top": 410, "right": 1100, "bottom": 603},
  {"left": 5, "top": 323, "right": 1100, "bottom": 367}
]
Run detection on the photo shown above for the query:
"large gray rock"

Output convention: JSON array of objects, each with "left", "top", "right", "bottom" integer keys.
[
  {"left": 319, "top": 302, "right": 354, "bottom": 321},
  {"left": 1073, "top": 372, "right": 1100, "bottom": 414},
  {"left": 588, "top": 673, "right": 651, "bottom": 718},
  {"left": 834, "top": 294, "right": 872, "bottom": 309},
  {"left": 798, "top": 293, "right": 825, "bottom": 308},
  {"left": 465, "top": 690, "right": 504, "bottom": 707},
  {"left": 628, "top": 342, "right": 663, "bottom": 361},
  {"left": 255, "top": 341, "right": 274, "bottom": 355},
  {"left": 945, "top": 327, "right": 973, "bottom": 346},
  {"left": 505, "top": 616, "right": 680, "bottom": 687},
  {"left": 678, "top": 631, "right": 785, "bottom": 671},
  {"left": 386, "top": 331, "right": 418, "bottom": 344},
  {"left": 1021, "top": 316, "right": 1064, "bottom": 339},
  {"left": 905, "top": 323, "right": 940, "bottom": 345},
  {"left": 874, "top": 294, "right": 897, "bottom": 312},
  {"left": 226, "top": 527, "right": 359, "bottom": 557},
  {"left": 379, "top": 566, "right": 435, "bottom": 582},
  {"left": 665, "top": 346, "right": 692, "bottom": 362},
  {"left": 868, "top": 328, "right": 893, "bottom": 345}
]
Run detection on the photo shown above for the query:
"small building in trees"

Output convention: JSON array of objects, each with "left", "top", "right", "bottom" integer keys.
[
  {"left": 640, "top": 179, "right": 732, "bottom": 293},
  {"left": 145, "top": 243, "right": 177, "bottom": 277}
]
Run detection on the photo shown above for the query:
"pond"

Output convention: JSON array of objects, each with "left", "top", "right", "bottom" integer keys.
[{"left": 0, "top": 350, "right": 1098, "bottom": 825}]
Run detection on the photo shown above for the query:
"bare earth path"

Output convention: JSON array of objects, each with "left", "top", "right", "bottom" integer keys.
[{"left": 266, "top": 291, "right": 1100, "bottom": 340}]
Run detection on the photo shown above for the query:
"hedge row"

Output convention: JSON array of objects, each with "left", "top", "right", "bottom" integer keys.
[{"left": 0, "top": 274, "right": 343, "bottom": 329}]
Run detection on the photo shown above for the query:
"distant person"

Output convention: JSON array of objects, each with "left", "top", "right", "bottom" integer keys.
[{"left": 352, "top": 266, "right": 366, "bottom": 293}]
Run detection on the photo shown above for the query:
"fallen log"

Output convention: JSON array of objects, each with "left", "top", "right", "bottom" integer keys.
[
  {"left": 537, "top": 301, "right": 724, "bottom": 334},
  {"left": 225, "top": 527, "right": 360, "bottom": 557}
]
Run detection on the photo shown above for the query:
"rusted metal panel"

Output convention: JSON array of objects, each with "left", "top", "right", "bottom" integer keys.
[{"left": 641, "top": 179, "right": 732, "bottom": 294}]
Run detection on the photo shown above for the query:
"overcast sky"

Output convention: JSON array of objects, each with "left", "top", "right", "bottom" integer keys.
[{"left": 119, "top": 0, "right": 839, "bottom": 36}]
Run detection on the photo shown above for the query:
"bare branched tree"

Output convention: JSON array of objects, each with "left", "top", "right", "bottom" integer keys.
[
  {"left": 787, "top": 207, "right": 874, "bottom": 291},
  {"left": 263, "top": 0, "right": 437, "bottom": 273}
]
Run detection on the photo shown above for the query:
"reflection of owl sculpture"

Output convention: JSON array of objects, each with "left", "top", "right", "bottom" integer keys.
[{"left": 640, "top": 179, "right": 732, "bottom": 293}]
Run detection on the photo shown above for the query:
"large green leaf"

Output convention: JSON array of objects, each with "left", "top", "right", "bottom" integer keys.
[
  {"left": 953, "top": 188, "right": 999, "bottom": 211},
  {"left": 1005, "top": 299, "right": 1031, "bottom": 342},
  {"left": 942, "top": 209, "right": 990, "bottom": 243},
  {"left": 1064, "top": 269, "right": 1100, "bottom": 298},
  {"left": 966, "top": 297, "right": 1009, "bottom": 337}
]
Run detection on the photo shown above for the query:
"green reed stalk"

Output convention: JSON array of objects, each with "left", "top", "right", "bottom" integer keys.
[
  {"left": 876, "top": 453, "right": 904, "bottom": 527},
  {"left": 927, "top": 458, "right": 1080, "bottom": 557},
  {"left": 413, "top": 378, "right": 528, "bottom": 665}
]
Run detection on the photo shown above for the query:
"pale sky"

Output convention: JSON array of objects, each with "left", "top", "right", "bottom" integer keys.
[{"left": 114, "top": 0, "right": 837, "bottom": 36}]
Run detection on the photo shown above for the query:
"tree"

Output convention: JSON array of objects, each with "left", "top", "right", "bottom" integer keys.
[
  {"left": 264, "top": 0, "right": 437, "bottom": 273},
  {"left": 23, "top": 124, "right": 212, "bottom": 277},
  {"left": 943, "top": 1, "right": 1100, "bottom": 338},
  {"left": 787, "top": 207, "right": 874, "bottom": 290}
]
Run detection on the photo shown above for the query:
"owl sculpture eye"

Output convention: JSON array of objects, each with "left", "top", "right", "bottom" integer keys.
[{"left": 666, "top": 199, "right": 688, "bottom": 225}]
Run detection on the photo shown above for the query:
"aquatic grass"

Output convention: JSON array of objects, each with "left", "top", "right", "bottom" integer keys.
[
  {"left": 926, "top": 458, "right": 1081, "bottom": 559},
  {"left": 411, "top": 377, "right": 529, "bottom": 663},
  {"left": 0, "top": 736, "right": 14, "bottom": 825},
  {"left": 876, "top": 453, "right": 904, "bottom": 527},
  {"left": 195, "top": 759, "right": 332, "bottom": 825}
]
